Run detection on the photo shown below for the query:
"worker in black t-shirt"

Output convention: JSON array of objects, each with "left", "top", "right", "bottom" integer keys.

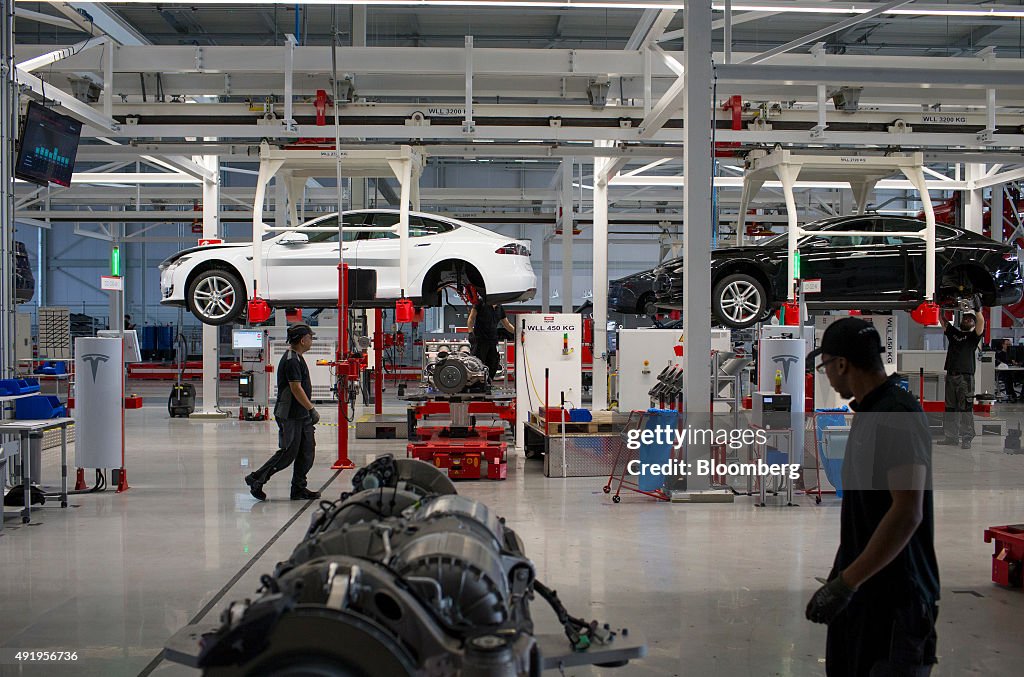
[
  {"left": 941, "top": 302, "right": 984, "bottom": 449},
  {"left": 994, "top": 338, "right": 1020, "bottom": 402},
  {"left": 245, "top": 324, "right": 321, "bottom": 501},
  {"left": 806, "top": 318, "right": 939, "bottom": 676},
  {"left": 467, "top": 296, "right": 515, "bottom": 383}
]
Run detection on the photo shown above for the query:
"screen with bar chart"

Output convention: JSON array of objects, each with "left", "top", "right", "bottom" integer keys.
[{"left": 15, "top": 101, "right": 83, "bottom": 187}]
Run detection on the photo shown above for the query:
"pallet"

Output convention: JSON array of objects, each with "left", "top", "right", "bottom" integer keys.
[{"left": 527, "top": 411, "right": 619, "bottom": 435}]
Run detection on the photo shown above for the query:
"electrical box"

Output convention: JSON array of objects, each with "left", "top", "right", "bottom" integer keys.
[
  {"left": 15, "top": 313, "right": 32, "bottom": 363},
  {"left": 616, "top": 328, "right": 730, "bottom": 412},
  {"left": 515, "top": 313, "right": 582, "bottom": 447},
  {"left": 238, "top": 371, "right": 255, "bottom": 398},
  {"left": 752, "top": 392, "right": 792, "bottom": 430}
]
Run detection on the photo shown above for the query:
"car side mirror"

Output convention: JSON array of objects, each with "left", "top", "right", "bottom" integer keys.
[{"left": 279, "top": 231, "right": 309, "bottom": 245}]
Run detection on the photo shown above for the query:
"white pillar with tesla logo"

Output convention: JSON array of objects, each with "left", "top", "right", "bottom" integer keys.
[
  {"left": 74, "top": 337, "right": 123, "bottom": 469},
  {"left": 757, "top": 336, "right": 807, "bottom": 468}
]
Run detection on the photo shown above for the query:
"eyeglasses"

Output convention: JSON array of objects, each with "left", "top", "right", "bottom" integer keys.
[{"left": 815, "top": 357, "right": 840, "bottom": 374}]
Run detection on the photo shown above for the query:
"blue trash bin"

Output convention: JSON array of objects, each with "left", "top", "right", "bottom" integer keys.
[{"left": 637, "top": 408, "right": 679, "bottom": 492}]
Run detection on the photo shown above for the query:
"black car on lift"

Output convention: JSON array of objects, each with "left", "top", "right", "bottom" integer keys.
[
  {"left": 652, "top": 215, "right": 1024, "bottom": 329},
  {"left": 608, "top": 268, "right": 659, "bottom": 315}
]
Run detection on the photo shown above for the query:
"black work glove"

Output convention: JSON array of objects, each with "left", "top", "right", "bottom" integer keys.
[
  {"left": 308, "top": 407, "right": 320, "bottom": 426},
  {"left": 805, "top": 573, "right": 855, "bottom": 624},
  {"left": 973, "top": 293, "right": 983, "bottom": 311}
]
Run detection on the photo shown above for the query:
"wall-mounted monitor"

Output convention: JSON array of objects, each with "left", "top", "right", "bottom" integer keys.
[
  {"left": 232, "top": 329, "right": 265, "bottom": 350},
  {"left": 15, "top": 101, "right": 82, "bottom": 187}
]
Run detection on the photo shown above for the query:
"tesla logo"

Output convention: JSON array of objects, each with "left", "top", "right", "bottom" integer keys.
[
  {"left": 772, "top": 354, "right": 799, "bottom": 381},
  {"left": 82, "top": 353, "right": 109, "bottom": 382}
]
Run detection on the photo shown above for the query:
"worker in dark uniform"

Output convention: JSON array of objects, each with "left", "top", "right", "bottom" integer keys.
[
  {"left": 941, "top": 302, "right": 984, "bottom": 449},
  {"left": 995, "top": 338, "right": 1020, "bottom": 402},
  {"left": 805, "top": 317, "right": 939, "bottom": 677},
  {"left": 467, "top": 296, "right": 515, "bottom": 383},
  {"left": 245, "top": 324, "right": 321, "bottom": 501}
]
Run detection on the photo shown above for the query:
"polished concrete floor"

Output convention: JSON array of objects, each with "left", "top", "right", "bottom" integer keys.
[{"left": 2, "top": 385, "right": 1023, "bottom": 676}]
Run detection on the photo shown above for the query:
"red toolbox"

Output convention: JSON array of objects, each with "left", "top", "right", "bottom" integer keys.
[{"left": 983, "top": 524, "right": 1024, "bottom": 588}]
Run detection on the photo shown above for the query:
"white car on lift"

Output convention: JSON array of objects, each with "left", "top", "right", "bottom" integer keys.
[{"left": 159, "top": 209, "right": 537, "bottom": 325}]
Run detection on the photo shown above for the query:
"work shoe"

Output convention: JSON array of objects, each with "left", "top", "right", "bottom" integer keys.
[
  {"left": 245, "top": 473, "right": 267, "bottom": 501},
  {"left": 290, "top": 487, "right": 321, "bottom": 501},
  {"left": 960, "top": 440, "right": 973, "bottom": 450},
  {"left": 937, "top": 438, "right": 959, "bottom": 446}
]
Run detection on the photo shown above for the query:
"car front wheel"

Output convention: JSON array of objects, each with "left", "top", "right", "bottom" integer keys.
[
  {"left": 712, "top": 273, "right": 767, "bottom": 329},
  {"left": 188, "top": 268, "right": 246, "bottom": 325}
]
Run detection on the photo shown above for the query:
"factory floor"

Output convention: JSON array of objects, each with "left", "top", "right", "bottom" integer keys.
[{"left": 1, "top": 383, "right": 1023, "bottom": 676}]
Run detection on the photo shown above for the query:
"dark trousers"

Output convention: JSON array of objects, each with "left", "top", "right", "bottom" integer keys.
[
  {"left": 943, "top": 373, "right": 975, "bottom": 442},
  {"left": 474, "top": 339, "right": 501, "bottom": 382},
  {"left": 826, "top": 598, "right": 938, "bottom": 677},
  {"left": 999, "top": 371, "right": 1019, "bottom": 400},
  {"left": 253, "top": 417, "right": 315, "bottom": 489}
]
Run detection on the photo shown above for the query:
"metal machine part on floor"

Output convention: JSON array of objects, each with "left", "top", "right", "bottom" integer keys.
[{"left": 163, "top": 455, "right": 645, "bottom": 676}]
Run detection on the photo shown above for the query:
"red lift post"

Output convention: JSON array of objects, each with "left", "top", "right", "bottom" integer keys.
[
  {"left": 375, "top": 309, "right": 384, "bottom": 416},
  {"left": 325, "top": 263, "right": 356, "bottom": 470}
]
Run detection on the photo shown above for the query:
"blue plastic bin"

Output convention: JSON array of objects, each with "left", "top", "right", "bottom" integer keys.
[
  {"left": 815, "top": 407, "right": 851, "bottom": 498},
  {"left": 15, "top": 395, "right": 66, "bottom": 419},
  {"left": 569, "top": 408, "right": 592, "bottom": 422},
  {"left": 637, "top": 408, "right": 679, "bottom": 492},
  {"left": 33, "top": 361, "right": 67, "bottom": 376},
  {"left": 0, "top": 378, "right": 40, "bottom": 396}
]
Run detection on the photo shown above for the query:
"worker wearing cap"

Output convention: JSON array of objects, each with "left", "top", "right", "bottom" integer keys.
[
  {"left": 806, "top": 317, "right": 939, "bottom": 676},
  {"left": 941, "top": 300, "right": 984, "bottom": 449},
  {"left": 245, "top": 323, "right": 321, "bottom": 501}
]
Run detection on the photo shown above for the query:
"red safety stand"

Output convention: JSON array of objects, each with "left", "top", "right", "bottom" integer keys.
[{"left": 984, "top": 524, "right": 1024, "bottom": 588}]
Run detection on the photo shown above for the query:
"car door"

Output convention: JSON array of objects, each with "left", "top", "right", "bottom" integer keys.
[
  {"left": 799, "top": 217, "right": 904, "bottom": 303},
  {"left": 353, "top": 213, "right": 445, "bottom": 299},
  {"left": 264, "top": 213, "right": 360, "bottom": 303},
  {"left": 901, "top": 221, "right": 957, "bottom": 300},
  {"left": 878, "top": 217, "right": 931, "bottom": 301},
  {"left": 797, "top": 221, "right": 873, "bottom": 302}
]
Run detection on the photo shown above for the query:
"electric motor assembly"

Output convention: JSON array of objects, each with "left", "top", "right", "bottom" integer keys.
[{"left": 164, "top": 455, "right": 644, "bottom": 676}]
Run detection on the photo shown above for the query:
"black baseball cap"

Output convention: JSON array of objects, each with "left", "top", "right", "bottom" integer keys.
[
  {"left": 287, "top": 323, "right": 315, "bottom": 343},
  {"left": 807, "top": 317, "right": 884, "bottom": 365}
]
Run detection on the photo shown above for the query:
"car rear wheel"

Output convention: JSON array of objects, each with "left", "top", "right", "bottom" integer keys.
[
  {"left": 188, "top": 268, "right": 246, "bottom": 325},
  {"left": 712, "top": 273, "right": 767, "bottom": 329}
]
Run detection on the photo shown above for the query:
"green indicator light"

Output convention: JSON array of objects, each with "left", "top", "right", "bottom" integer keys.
[
  {"left": 111, "top": 247, "right": 121, "bottom": 277},
  {"left": 793, "top": 249, "right": 801, "bottom": 279}
]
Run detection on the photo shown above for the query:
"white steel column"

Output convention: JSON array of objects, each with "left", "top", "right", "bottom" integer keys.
[
  {"left": 0, "top": 0, "right": 14, "bottom": 378},
  {"left": 541, "top": 235, "right": 551, "bottom": 313},
  {"left": 593, "top": 144, "right": 611, "bottom": 410},
  {"left": 560, "top": 159, "right": 574, "bottom": 313},
  {"left": 964, "top": 163, "right": 986, "bottom": 234},
  {"left": 682, "top": 0, "right": 714, "bottom": 492},
  {"left": 352, "top": 5, "right": 367, "bottom": 47},
  {"left": 194, "top": 154, "right": 226, "bottom": 417}
]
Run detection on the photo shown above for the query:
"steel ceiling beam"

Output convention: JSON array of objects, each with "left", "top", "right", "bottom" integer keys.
[
  {"left": 741, "top": 0, "right": 915, "bottom": 64},
  {"left": 50, "top": 2, "right": 151, "bottom": 46}
]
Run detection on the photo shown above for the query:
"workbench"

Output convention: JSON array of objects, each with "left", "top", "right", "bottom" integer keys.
[{"left": 0, "top": 417, "right": 72, "bottom": 530}]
